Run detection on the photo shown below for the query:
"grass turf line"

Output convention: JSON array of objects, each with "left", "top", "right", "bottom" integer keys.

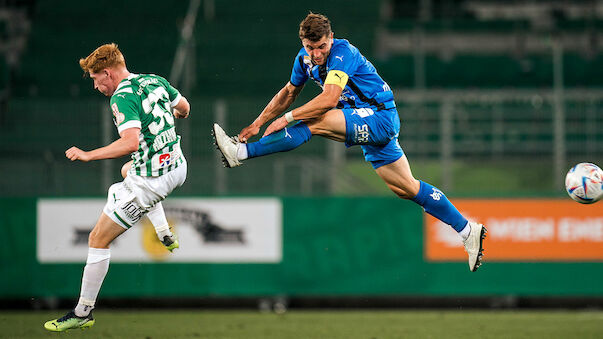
[{"left": 2, "top": 309, "right": 602, "bottom": 338}]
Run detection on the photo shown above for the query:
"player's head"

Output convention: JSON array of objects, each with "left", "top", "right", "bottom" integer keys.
[
  {"left": 299, "top": 12, "right": 333, "bottom": 66},
  {"left": 79, "top": 43, "right": 128, "bottom": 96}
]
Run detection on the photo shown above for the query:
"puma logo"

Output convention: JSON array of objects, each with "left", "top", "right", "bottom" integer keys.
[{"left": 335, "top": 55, "right": 343, "bottom": 61}]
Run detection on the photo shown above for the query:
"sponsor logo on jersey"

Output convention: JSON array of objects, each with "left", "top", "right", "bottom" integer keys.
[
  {"left": 159, "top": 153, "right": 171, "bottom": 167},
  {"left": 158, "top": 150, "right": 181, "bottom": 168},
  {"left": 152, "top": 127, "right": 178, "bottom": 152},
  {"left": 335, "top": 55, "right": 344, "bottom": 62}
]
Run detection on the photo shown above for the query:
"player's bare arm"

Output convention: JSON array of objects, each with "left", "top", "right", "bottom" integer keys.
[
  {"left": 65, "top": 128, "right": 140, "bottom": 162},
  {"left": 239, "top": 82, "right": 303, "bottom": 142},
  {"left": 173, "top": 96, "right": 190, "bottom": 119},
  {"left": 263, "top": 83, "right": 342, "bottom": 137}
]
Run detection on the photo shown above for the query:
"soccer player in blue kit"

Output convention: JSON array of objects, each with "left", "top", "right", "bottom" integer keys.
[{"left": 213, "top": 12, "right": 487, "bottom": 271}]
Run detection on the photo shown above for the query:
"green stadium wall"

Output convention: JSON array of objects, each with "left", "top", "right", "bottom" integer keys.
[{"left": 2, "top": 197, "right": 602, "bottom": 299}]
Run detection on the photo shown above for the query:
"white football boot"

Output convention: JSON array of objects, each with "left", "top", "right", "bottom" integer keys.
[
  {"left": 212, "top": 123, "right": 242, "bottom": 168},
  {"left": 463, "top": 221, "right": 487, "bottom": 272}
]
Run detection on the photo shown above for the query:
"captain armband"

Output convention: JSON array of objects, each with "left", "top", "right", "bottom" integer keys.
[{"left": 324, "top": 70, "right": 349, "bottom": 90}]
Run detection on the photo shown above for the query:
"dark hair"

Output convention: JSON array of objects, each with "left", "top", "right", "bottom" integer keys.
[{"left": 299, "top": 12, "right": 331, "bottom": 42}]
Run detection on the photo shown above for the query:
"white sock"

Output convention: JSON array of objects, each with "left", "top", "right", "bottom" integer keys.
[
  {"left": 74, "top": 248, "right": 110, "bottom": 317},
  {"left": 459, "top": 222, "right": 471, "bottom": 241},
  {"left": 237, "top": 143, "right": 248, "bottom": 160},
  {"left": 146, "top": 202, "right": 172, "bottom": 239}
]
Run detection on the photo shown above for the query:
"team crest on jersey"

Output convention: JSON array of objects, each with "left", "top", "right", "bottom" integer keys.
[
  {"left": 111, "top": 103, "right": 125, "bottom": 125},
  {"left": 303, "top": 56, "right": 312, "bottom": 68}
]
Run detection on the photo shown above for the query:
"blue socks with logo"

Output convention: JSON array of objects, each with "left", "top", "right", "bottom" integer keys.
[
  {"left": 412, "top": 180, "right": 468, "bottom": 232},
  {"left": 247, "top": 122, "right": 312, "bottom": 158}
]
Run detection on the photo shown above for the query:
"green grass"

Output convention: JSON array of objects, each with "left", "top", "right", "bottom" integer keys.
[{"left": 3, "top": 309, "right": 603, "bottom": 338}]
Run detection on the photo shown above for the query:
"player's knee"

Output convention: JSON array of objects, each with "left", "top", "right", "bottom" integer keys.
[
  {"left": 88, "top": 229, "right": 102, "bottom": 248},
  {"left": 88, "top": 231, "right": 111, "bottom": 249},
  {"left": 388, "top": 184, "right": 412, "bottom": 200},
  {"left": 87, "top": 219, "right": 113, "bottom": 249},
  {"left": 388, "top": 178, "right": 420, "bottom": 200}
]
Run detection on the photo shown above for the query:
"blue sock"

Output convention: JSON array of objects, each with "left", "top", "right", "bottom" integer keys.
[
  {"left": 247, "top": 122, "right": 312, "bottom": 158},
  {"left": 412, "top": 181, "right": 468, "bottom": 232}
]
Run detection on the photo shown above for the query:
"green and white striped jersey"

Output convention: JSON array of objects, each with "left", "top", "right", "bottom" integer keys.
[{"left": 110, "top": 73, "right": 185, "bottom": 176}]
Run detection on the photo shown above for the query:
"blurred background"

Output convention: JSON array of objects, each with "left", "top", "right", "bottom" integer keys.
[{"left": 1, "top": 0, "right": 602, "bottom": 311}]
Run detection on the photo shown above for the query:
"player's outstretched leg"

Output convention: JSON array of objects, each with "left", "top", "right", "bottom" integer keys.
[
  {"left": 213, "top": 122, "right": 312, "bottom": 168},
  {"left": 44, "top": 310, "right": 95, "bottom": 332},
  {"left": 44, "top": 214, "right": 124, "bottom": 331},
  {"left": 376, "top": 156, "right": 487, "bottom": 271},
  {"left": 411, "top": 180, "right": 487, "bottom": 271}
]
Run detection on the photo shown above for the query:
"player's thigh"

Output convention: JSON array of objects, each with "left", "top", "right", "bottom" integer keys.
[
  {"left": 306, "top": 109, "right": 346, "bottom": 142},
  {"left": 88, "top": 212, "right": 127, "bottom": 248},
  {"left": 341, "top": 107, "right": 400, "bottom": 147},
  {"left": 374, "top": 155, "right": 420, "bottom": 199},
  {"left": 103, "top": 181, "right": 147, "bottom": 229}
]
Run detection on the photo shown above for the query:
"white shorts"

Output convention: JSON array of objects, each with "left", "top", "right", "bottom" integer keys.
[{"left": 103, "top": 159, "right": 187, "bottom": 229}]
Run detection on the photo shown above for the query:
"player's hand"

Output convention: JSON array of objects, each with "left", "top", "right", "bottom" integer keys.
[
  {"left": 173, "top": 108, "right": 189, "bottom": 119},
  {"left": 239, "top": 123, "right": 261, "bottom": 143},
  {"left": 263, "top": 116, "right": 288, "bottom": 137},
  {"left": 65, "top": 146, "right": 92, "bottom": 162}
]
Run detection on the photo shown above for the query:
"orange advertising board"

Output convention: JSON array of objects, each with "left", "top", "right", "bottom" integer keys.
[{"left": 425, "top": 199, "right": 603, "bottom": 262}]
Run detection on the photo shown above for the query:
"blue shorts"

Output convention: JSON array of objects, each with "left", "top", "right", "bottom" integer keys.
[{"left": 343, "top": 107, "right": 404, "bottom": 169}]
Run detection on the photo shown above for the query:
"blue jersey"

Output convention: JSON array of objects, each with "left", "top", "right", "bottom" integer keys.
[{"left": 289, "top": 38, "right": 394, "bottom": 110}]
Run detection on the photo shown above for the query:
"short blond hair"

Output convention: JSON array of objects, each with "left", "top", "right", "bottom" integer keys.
[{"left": 79, "top": 43, "right": 126, "bottom": 74}]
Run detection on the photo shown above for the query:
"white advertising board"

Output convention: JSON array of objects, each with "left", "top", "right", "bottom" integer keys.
[{"left": 37, "top": 198, "right": 282, "bottom": 263}]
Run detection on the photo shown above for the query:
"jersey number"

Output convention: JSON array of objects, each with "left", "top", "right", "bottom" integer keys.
[{"left": 142, "top": 87, "right": 174, "bottom": 135}]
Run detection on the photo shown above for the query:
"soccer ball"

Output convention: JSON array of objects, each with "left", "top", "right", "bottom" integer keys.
[{"left": 565, "top": 162, "right": 603, "bottom": 204}]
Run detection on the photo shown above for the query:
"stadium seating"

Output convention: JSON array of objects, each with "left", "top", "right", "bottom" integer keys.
[{"left": 1, "top": 0, "right": 602, "bottom": 196}]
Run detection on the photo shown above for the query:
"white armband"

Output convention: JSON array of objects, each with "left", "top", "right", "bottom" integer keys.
[{"left": 284, "top": 111, "right": 296, "bottom": 123}]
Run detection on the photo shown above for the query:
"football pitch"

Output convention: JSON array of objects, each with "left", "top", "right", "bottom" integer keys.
[{"left": 2, "top": 309, "right": 602, "bottom": 338}]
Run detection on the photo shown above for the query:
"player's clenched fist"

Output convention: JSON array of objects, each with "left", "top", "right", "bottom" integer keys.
[
  {"left": 65, "top": 146, "right": 91, "bottom": 162},
  {"left": 239, "top": 123, "right": 261, "bottom": 142}
]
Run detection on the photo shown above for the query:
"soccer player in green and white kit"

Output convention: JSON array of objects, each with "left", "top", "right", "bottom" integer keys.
[{"left": 44, "top": 43, "right": 190, "bottom": 332}]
